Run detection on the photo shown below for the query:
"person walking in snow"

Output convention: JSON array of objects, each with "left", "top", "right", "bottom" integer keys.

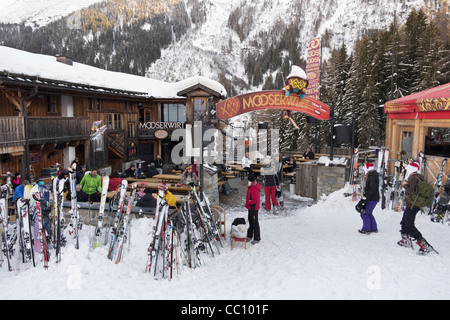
[
  {"left": 397, "top": 162, "right": 433, "bottom": 254},
  {"left": 261, "top": 159, "right": 280, "bottom": 213},
  {"left": 245, "top": 173, "right": 261, "bottom": 244},
  {"left": 359, "top": 162, "right": 379, "bottom": 234}
]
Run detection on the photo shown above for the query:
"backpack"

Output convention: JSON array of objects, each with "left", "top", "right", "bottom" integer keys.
[
  {"left": 231, "top": 217, "right": 247, "bottom": 239},
  {"left": 221, "top": 181, "right": 238, "bottom": 195},
  {"left": 405, "top": 176, "right": 434, "bottom": 209}
]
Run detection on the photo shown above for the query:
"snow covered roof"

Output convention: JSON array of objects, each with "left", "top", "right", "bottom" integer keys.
[{"left": 0, "top": 45, "right": 227, "bottom": 99}]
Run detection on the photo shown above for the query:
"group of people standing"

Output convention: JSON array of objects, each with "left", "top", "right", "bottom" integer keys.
[
  {"left": 241, "top": 149, "right": 434, "bottom": 254},
  {"left": 359, "top": 160, "right": 434, "bottom": 255}
]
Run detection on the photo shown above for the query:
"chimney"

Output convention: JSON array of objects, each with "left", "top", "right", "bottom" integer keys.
[{"left": 56, "top": 55, "right": 73, "bottom": 66}]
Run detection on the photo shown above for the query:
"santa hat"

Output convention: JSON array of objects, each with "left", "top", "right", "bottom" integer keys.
[
  {"left": 363, "top": 162, "right": 374, "bottom": 174},
  {"left": 406, "top": 162, "right": 420, "bottom": 175}
]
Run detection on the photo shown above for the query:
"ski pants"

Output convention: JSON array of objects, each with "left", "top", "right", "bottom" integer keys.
[
  {"left": 264, "top": 186, "right": 279, "bottom": 211},
  {"left": 400, "top": 206, "right": 422, "bottom": 240},
  {"left": 247, "top": 205, "right": 260, "bottom": 241},
  {"left": 360, "top": 200, "right": 378, "bottom": 232}
]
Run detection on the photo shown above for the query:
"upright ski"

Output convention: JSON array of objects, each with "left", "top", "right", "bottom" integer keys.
[
  {"left": 68, "top": 171, "right": 81, "bottom": 249},
  {"left": 16, "top": 198, "right": 35, "bottom": 267},
  {"left": 381, "top": 148, "right": 389, "bottom": 210},
  {"left": 428, "top": 158, "right": 447, "bottom": 216},
  {"left": 352, "top": 149, "right": 359, "bottom": 201},
  {"left": 32, "top": 188, "right": 50, "bottom": 269},
  {"left": 55, "top": 177, "right": 67, "bottom": 262},
  {"left": 107, "top": 179, "right": 128, "bottom": 260},
  {"left": 93, "top": 176, "right": 110, "bottom": 249},
  {"left": 114, "top": 183, "right": 136, "bottom": 263},
  {"left": 0, "top": 186, "right": 12, "bottom": 271}
]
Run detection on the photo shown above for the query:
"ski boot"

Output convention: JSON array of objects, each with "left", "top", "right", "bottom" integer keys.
[
  {"left": 397, "top": 233, "right": 413, "bottom": 249},
  {"left": 416, "top": 238, "right": 438, "bottom": 255}
]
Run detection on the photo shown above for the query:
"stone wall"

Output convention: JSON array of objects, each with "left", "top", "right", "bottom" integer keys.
[
  {"left": 203, "top": 171, "right": 219, "bottom": 207},
  {"left": 316, "top": 164, "right": 347, "bottom": 199},
  {"left": 296, "top": 163, "right": 347, "bottom": 200}
]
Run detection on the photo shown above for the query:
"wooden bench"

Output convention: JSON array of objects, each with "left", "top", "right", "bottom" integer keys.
[{"left": 218, "top": 181, "right": 227, "bottom": 187}]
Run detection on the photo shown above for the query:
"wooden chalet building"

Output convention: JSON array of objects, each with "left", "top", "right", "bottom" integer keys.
[
  {"left": 0, "top": 46, "right": 226, "bottom": 180},
  {"left": 384, "top": 83, "right": 450, "bottom": 182}
]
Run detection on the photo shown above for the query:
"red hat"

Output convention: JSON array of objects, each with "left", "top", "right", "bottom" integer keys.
[
  {"left": 364, "top": 162, "right": 374, "bottom": 174},
  {"left": 158, "top": 183, "right": 168, "bottom": 192}
]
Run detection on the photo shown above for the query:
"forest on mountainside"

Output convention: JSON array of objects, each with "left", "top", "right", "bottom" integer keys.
[
  {"left": 262, "top": 6, "right": 450, "bottom": 151},
  {"left": 0, "top": 0, "right": 193, "bottom": 75}
]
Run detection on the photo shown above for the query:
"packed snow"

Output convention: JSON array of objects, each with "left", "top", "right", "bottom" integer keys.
[{"left": 1, "top": 183, "right": 450, "bottom": 300}]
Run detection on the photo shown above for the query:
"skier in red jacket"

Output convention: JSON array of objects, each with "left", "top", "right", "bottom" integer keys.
[{"left": 245, "top": 173, "right": 261, "bottom": 244}]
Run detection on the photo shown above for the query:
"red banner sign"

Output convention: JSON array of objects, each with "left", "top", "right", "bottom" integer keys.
[
  {"left": 305, "top": 37, "right": 321, "bottom": 100},
  {"left": 216, "top": 90, "right": 330, "bottom": 120}
]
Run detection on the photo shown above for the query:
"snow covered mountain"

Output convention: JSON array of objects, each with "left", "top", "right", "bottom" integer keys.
[
  {"left": 146, "top": 0, "right": 429, "bottom": 91},
  {"left": 0, "top": 0, "right": 434, "bottom": 95},
  {"left": 0, "top": 0, "right": 104, "bottom": 27}
]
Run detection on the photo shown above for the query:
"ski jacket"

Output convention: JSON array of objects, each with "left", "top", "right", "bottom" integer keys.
[
  {"left": 108, "top": 177, "right": 122, "bottom": 192},
  {"left": 261, "top": 165, "right": 280, "bottom": 187},
  {"left": 364, "top": 170, "right": 380, "bottom": 201},
  {"left": 245, "top": 182, "right": 261, "bottom": 210},
  {"left": 80, "top": 173, "right": 102, "bottom": 195}
]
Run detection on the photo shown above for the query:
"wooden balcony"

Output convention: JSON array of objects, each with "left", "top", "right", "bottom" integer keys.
[
  {"left": 28, "top": 117, "right": 90, "bottom": 145},
  {"left": 0, "top": 117, "right": 25, "bottom": 151}
]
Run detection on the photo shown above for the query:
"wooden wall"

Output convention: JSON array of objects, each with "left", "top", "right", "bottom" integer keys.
[{"left": 386, "top": 117, "right": 450, "bottom": 183}]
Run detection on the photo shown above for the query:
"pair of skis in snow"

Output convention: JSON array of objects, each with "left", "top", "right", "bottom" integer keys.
[
  {"left": 106, "top": 179, "right": 136, "bottom": 264},
  {"left": 145, "top": 188, "right": 188, "bottom": 280},
  {"left": 2, "top": 183, "right": 52, "bottom": 271}
]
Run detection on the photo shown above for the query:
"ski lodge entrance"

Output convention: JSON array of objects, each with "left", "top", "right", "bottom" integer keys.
[{"left": 384, "top": 83, "right": 450, "bottom": 183}]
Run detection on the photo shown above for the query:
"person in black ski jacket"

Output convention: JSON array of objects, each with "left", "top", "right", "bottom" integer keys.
[{"left": 359, "top": 162, "right": 379, "bottom": 234}]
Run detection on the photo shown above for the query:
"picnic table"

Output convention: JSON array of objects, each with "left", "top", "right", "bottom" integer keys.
[
  {"left": 124, "top": 179, "right": 195, "bottom": 193},
  {"left": 106, "top": 191, "right": 185, "bottom": 204},
  {"left": 152, "top": 174, "right": 183, "bottom": 182}
]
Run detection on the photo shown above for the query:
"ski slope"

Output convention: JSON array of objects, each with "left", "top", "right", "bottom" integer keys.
[{"left": 1, "top": 187, "right": 449, "bottom": 300}]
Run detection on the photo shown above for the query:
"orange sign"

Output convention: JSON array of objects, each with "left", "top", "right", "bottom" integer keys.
[{"left": 216, "top": 90, "right": 330, "bottom": 120}]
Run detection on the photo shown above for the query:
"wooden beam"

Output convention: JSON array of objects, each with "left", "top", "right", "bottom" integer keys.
[{"left": 2, "top": 91, "right": 22, "bottom": 114}]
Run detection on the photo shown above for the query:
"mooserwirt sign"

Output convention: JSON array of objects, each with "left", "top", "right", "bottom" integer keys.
[{"left": 139, "top": 122, "right": 185, "bottom": 130}]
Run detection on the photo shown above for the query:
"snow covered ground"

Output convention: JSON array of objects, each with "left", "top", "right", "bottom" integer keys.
[{"left": 1, "top": 180, "right": 450, "bottom": 301}]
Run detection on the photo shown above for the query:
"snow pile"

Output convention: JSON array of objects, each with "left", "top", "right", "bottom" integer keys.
[
  {"left": 317, "top": 156, "right": 348, "bottom": 166},
  {"left": 1, "top": 188, "right": 450, "bottom": 300}
]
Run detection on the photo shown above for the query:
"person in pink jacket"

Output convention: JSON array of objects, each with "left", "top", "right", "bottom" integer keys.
[{"left": 245, "top": 173, "right": 261, "bottom": 244}]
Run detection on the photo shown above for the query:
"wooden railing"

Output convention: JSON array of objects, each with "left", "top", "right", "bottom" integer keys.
[
  {"left": 0, "top": 116, "right": 25, "bottom": 148},
  {"left": 28, "top": 117, "right": 90, "bottom": 145}
]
